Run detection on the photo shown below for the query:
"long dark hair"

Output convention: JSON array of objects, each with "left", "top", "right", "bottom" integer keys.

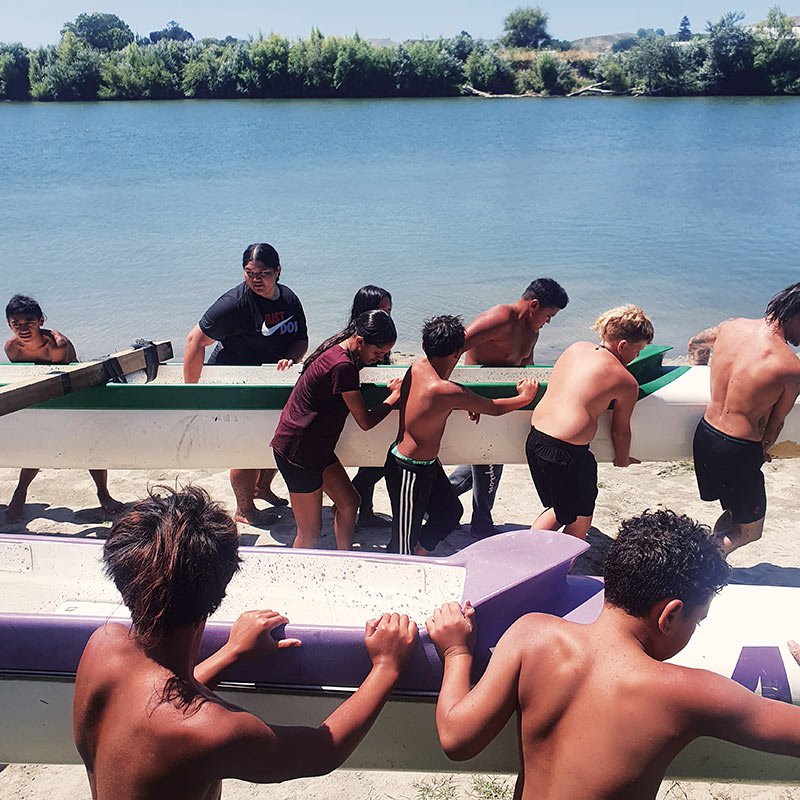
[
  {"left": 349, "top": 285, "right": 392, "bottom": 322},
  {"left": 303, "top": 309, "right": 396, "bottom": 371},
  {"left": 766, "top": 282, "right": 800, "bottom": 327}
]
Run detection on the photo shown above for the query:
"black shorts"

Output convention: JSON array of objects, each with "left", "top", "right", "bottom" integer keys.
[
  {"left": 693, "top": 418, "right": 766, "bottom": 524},
  {"left": 525, "top": 426, "right": 598, "bottom": 526},
  {"left": 274, "top": 449, "right": 324, "bottom": 494}
]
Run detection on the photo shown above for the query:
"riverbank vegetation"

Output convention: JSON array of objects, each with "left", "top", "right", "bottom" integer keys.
[{"left": 1, "top": 6, "right": 799, "bottom": 101}]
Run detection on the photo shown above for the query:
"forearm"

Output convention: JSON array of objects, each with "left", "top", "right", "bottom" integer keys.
[
  {"left": 313, "top": 664, "right": 399, "bottom": 772},
  {"left": 194, "top": 643, "right": 239, "bottom": 689},
  {"left": 363, "top": 401, "right": 395, "bottom": 430},
  {"left": 687, "top": 326, "right": 719, "bottom": 366},
  {"left": 436, "top": 652, "right": 478, "bottom": 758},
  {"left": 183, "top": 341, "right": 206, "bottom": 383},
  {"left": 285, "top": 339, "right": 308, "bottom": 364},
  {"left": 762, "top": 421, "right": 784, "bottom": 453},
  {"left": 487, "top": 394, "right": 533, "bottom": 416}
]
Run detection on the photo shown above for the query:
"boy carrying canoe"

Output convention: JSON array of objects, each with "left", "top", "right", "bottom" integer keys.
[
  {"left": 385, "top": 315, "right": 537, "bottom": 555},
  {"left": 527, "top": 305, "right": 654, "bottom": 539},
  {"left": 426, "top": 509, "right": 800, "bottom": 800},
  {"left": 3, "top": 294, "right": 123, "bottom": 522},
  {"left": 73, "top": 486, "right": 417, "bottom": 800},
  {"left": 688, "top": 282, "right": 800, "bottom": 553}
]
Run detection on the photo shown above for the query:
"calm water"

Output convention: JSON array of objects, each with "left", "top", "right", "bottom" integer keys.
[{"left": 1, "top": 96, "right": 799, "bottom": 362}]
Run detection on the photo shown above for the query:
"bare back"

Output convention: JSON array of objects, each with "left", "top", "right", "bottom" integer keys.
[
  {"left": 394, "top": 359, "right": 463, "bottom": 461},
  {"left": 532, "top": 343, "right": 638, "bottom": 445},
  {"left": 74, "top": 625, "right": 251, "bottom": 800},
  {"left": 705, "top": 318, "right": 800, "bottom": 441}
]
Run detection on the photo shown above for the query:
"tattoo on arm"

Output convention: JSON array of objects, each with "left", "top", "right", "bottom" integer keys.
[{"left": 757, "top": 417, "right": 767, "bottom": 436}]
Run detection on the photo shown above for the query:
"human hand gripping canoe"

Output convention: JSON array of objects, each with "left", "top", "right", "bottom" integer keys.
[
  {"left": 364, "top": 613, "right": 418, "bottom": 675},
  {"left": 426, "top": 601, "right": 476, "bottom": 660},
  {"left": 227, "top": 609, "right": 302, "bottom": 658}
]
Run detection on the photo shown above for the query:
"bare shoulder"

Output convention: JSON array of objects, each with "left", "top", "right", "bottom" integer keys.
[
  {"left": 504, "top": 612, "right": 576, "bottom": 654},
  {"left": 82, "top": 623, "right": 135, "bottom": 665},
  {"left": 3, "top": 338, "right": 19, "bottom": 360}
]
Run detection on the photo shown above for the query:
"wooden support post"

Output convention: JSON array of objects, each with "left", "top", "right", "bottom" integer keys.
[{"left": 0, "top": 341, "right": 173, "bottom": 417}]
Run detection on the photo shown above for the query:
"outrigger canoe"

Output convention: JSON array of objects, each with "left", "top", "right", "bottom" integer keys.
[
  {"left": 1, "top": 345, "right": 799, "bottom": 470},
  {"left": 1, "top": 529, "right": 799, "bottom": 781}
]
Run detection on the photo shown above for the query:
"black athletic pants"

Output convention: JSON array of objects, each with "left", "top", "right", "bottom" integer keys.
[{"left": 384, "top": 451, "right": 462, "bottom": 555}]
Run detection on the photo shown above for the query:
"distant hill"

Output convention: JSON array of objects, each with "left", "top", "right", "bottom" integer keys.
[{"left": 569, "top": 32, "right": 636, "bottom": 52}]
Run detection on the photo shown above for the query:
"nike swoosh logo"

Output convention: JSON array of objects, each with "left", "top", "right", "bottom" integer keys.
[{"left": 262, "top": 315, "right": 294, "bottom": 337}]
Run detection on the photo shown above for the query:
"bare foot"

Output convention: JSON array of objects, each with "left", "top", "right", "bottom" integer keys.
[
  {"left": 234, "top": 506, "right": 276, "bottom": 527},
  {"left": 357, "top": 512, "right": 392, "bottom": 529},
  {"left": 253, "top": 486, "right": 289, "bottom": 507},
  {"left": 413, "top": 543, "right": 432, "bottom": 557},
  {"left": 98, "top": 494, "right": 125, "bottom": 515}
]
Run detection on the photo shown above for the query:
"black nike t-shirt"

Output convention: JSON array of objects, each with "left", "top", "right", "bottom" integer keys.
[{"left": 199, "top": 282, "right": 308, "bottom": 366}]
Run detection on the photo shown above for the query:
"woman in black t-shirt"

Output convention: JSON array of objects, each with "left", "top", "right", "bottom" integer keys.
[{"left": 271, "top": 310, "right": 401, "bottom": 550}]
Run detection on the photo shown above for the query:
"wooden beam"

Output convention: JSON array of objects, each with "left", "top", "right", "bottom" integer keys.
[{"left": 0, "top": 341, "right": 173, "bottom": 418}]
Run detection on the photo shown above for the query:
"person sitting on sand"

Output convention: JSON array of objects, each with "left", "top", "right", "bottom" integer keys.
[
  {"left": 527, "top": 304, "right": 653, "bottom": 539},
  {"left": 426, "top": 509, "right": 800, "bottom": 800},
  {"left": 73, "top": 485, "right": 418, "bottom": 800},
  {"left": 348, "top": 285, "right": 395, "bottom": 529},
  {"left": 449, "top": 278, "right": 569, "bottom": 536},
  {"left": 3, "top": 294, "right": 124, "bottom": 523},
  {"left": 271, "top": 310, "right": 402, "bottom": 550},
  {"left": 386, "top": 315, "right": 537, "bottom": 556},
  {"left": 184, "top": 243, "right": 309, "bottom": 525},
  {"left": 688, "top": 282, "right": 800, "bottom": 554}
]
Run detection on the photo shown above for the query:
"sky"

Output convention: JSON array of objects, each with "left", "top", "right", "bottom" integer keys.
[{"left": 1, "top": 0, "right": 781, "bottom": 47}]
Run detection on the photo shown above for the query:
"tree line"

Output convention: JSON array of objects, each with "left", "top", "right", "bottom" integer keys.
[{"left": 1, "top": 7, "right": 799, "bottom": 101}]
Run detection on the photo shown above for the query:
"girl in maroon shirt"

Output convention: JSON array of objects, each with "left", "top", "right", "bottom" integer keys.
[{"left": 271, "top": 310, "right": 401, "bottom": 549}]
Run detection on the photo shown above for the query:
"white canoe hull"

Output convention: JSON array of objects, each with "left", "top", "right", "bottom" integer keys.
[{"left": 0, "top": 359, "right": 799, "bottom": 469}]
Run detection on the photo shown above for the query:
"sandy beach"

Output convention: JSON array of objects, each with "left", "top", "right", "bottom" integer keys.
[{"left": 2, "top": 457, "right": 799, "bottom": 799}]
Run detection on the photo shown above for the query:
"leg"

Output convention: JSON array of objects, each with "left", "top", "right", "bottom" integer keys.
[
  {"left": 563, "top": 515, "right": 593, "bottom": 540},
  {"left": 531, "top": 507, "right": 561, "bottom": 531},
  {"left": 714, "top": 511, "right": 765, "bottom": 555},
  {"left": 419, "top": 463, "right": 463, "bottom": 553},
  {"left": 353, "top": 467, "right": 389, "bottom": 527},
  {"left": 230, "top": 468, "right": 271, "bottom": 525},
  {"left": 290, "top": 488, "right": 324, "bottom": 549},
  {"left": 88, "top": 470, "right": 124, "bottom": 514},
  {"left": 469, "top": 464, "right": 504, "bottom": 534},
  {"left": 322, "top": 461, "right": 360, "bottom": 550},
  {"left": 448, "top": 464, "right": 473, "bottom": 497},
  {"left": 385, "top": 454, "right": 431, "bottom": 555},
  {"left": 6, "top": 468, "right": 39, "bottom": 522},
  {"left": 254, "top": 468, "right": 289, "bottom": 506}
]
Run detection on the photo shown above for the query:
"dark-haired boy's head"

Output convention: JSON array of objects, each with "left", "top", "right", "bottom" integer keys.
[
  {"left": 103, "top": 486, "right": 241, "bottom": 647},
  {"left": 522, "top": 278, "right": 569, "bottom": 310},
  {"left": 422, "top": 315, "right": 465, "bottom": 358},
  {"left": 604, "top": 509, "right": 729, "bottom": 619},
  {"left": 766, "top": 282, "right": 800, "bottom": 346},
  {"left": 6, "top": 294, "right": 43, "bottom": 321}
]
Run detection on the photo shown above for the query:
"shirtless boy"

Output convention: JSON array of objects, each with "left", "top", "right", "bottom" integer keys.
[
  {"left": 3, "top": 294, "right": 123, "bottom": 522},
  {"left": 689, "top": 283, "right": 800, "bottom": 554},
  {"left": 74, "top": 486, "right": 417, "bottom": 800},
  {"left": 385, "top": 316, "right": 537, "bottom": 555},
  {"left": 527, "top": 305, "right": 653, "bottom": 538},
  {"left": 426, "top": 509, "right": 800, "bottom": 800},
  {"left": 450, "top": 278, "right": 569, "bottom": 535}
]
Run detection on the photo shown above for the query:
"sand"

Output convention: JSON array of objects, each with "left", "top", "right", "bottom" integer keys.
[{"left": 2, "top": 457, "right": 799, "bottom": 799}]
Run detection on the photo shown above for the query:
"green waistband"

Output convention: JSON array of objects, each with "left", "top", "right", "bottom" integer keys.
[{"left": 390, "top": 442, "right": 437, "bottom": 466}]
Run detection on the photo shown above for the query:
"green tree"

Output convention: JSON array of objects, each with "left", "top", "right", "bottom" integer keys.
[
  {"left": 248, "top": 33, "right": 292, "bottom": 96},
  {"left": 394, "top": 40, "right": 463, "bottom": 96},
  {"left": 287, "top": 29, "right": 339, "bottom": 96},
  {"left": 0, "top": 42, "right": 31, "bottom": 99},
  {"left": 149, "top": 21, "right": 194, "bottom": 44},
  {"left": 518, "top": 51, "right": 575, "bottom": 94},
  {"left": 502, "top": 7, "right": 551, "bottom": 49},
  {"left": 701, "top": 12, "right": 761, "bottom": 94},
  {"left": 677, "top": 16, "right": 693, "bottom": 41},
  {"left": 29, "top": 31, "right": 102, "bottom": 99},
  {"left": 754, "top": 6, "right": 800, "bottom": 93},
  {"left": 595, "top": 55, "right": 630, "bottom": 92},
  {"left": 332, "top": 35, "right": 395, "bottom": 96},
  {"left": 99, "top": 41, "right": 186, "bottom": 99},
  {"left": 61, "top": 12, "right": 134, "bottom": 51},
  {"left": 464, "top": 48, "right": 516, "bottom": 93},
  {"left": 624, "top": 34, "right": 691, "bottom": 94}
]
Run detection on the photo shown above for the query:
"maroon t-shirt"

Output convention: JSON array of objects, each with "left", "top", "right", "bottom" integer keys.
[{"left": 271, "top": 345, "right": 360, "bottom": 470}]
